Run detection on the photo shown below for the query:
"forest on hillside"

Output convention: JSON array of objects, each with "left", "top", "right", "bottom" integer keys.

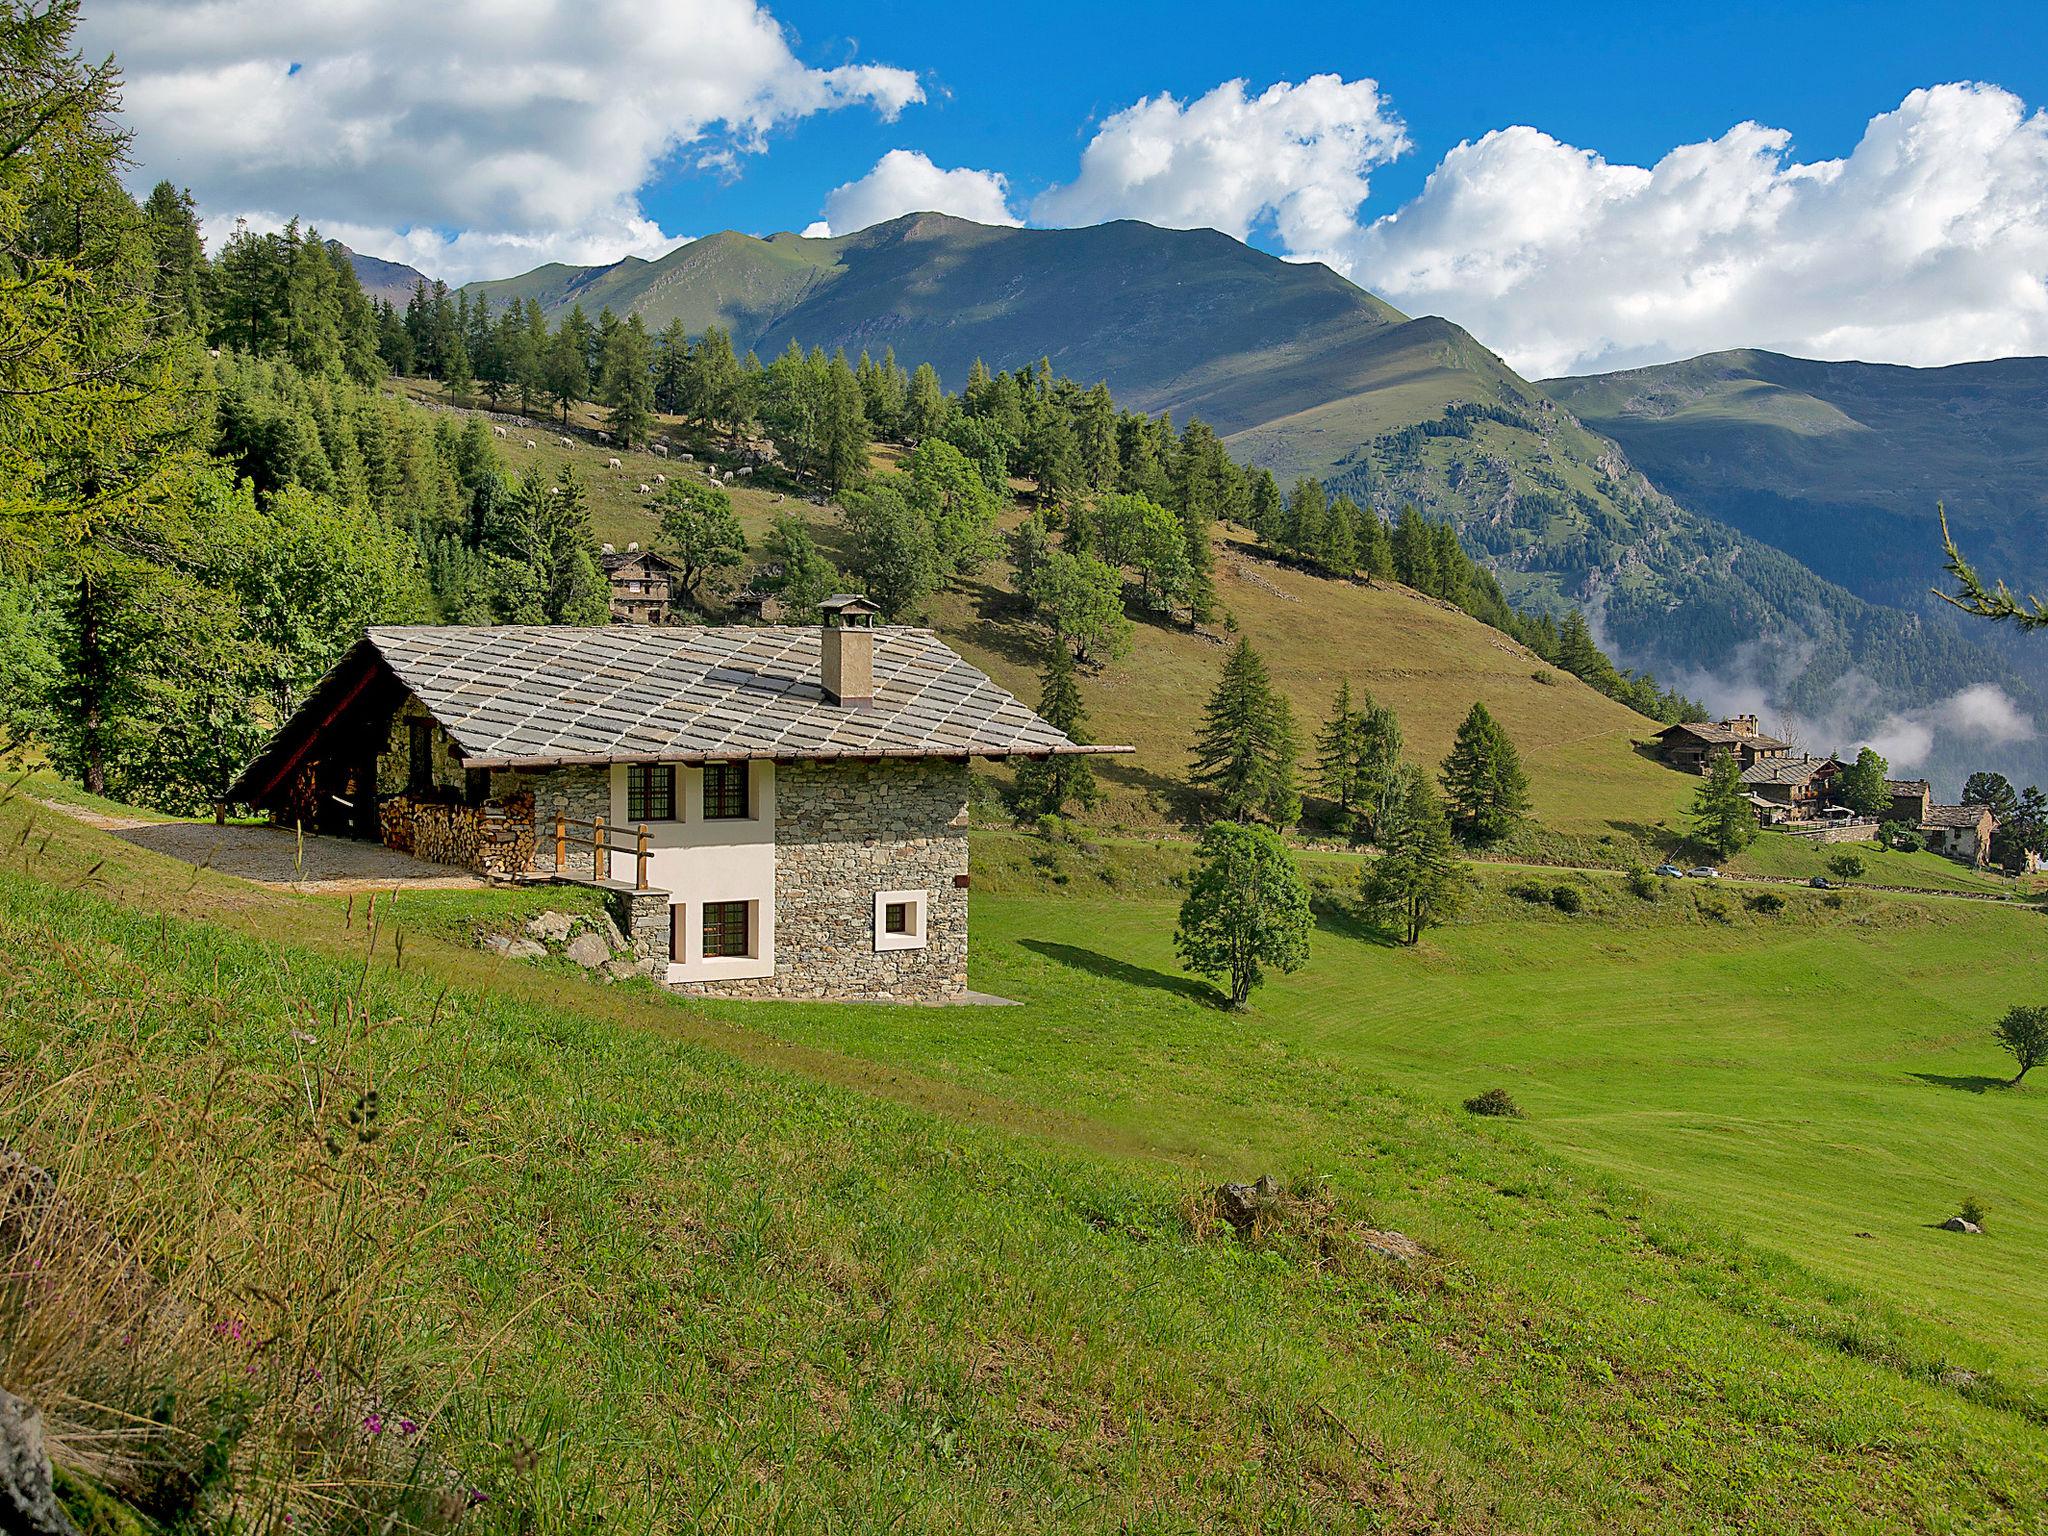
[{"left": 0, "top": 0, "right": 1695, "bottom": 820}]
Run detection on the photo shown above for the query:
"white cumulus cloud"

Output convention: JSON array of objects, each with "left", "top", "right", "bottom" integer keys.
[
  {"left": 1348, "top": 83, "right": 2048, "bottom": 377},
  {"left": 82, "top": 0, "right": 922, "bottom": 283},
  {"left": 802, "top": 149, "right": 1018, "bottom": 238},
  {"left": 1032, "top": 75, "right": 1408, "bottom": 260}
]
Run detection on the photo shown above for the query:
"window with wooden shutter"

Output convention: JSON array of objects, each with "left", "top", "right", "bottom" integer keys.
[{"left": 627, "top": 764, "right": 675, "bottom": 822}]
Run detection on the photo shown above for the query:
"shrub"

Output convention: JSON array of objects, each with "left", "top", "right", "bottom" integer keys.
[
  {"left": 1993, "top": 1004, "right": 2048, "bottom": 1084},
  {"left": 1959, "top": 1194, "right": 1990, "bottom": 1228},
  {"left": 1828, "top": 851, "right": 1867, "bottom": 880},
  {"left": 1745, "top": 890, "right": 1786, "bottom": 915},
  {"left": 1879, "top": 820, "right": 1919, "bottom": 852},
  {"left": 1822, "top": 892, "right": 1845, "bottom": 910},
  {"left": 1464, "top": 1087, "right": 1524, "bottom": 1118},
  {"left": 1624, "top": 863, "right": 1657, "bottom": 900},
  {"left": 1505, "top": 881, "right": 1548, "bottom": 903},
  {"left": 1698, "top": 897, "right": 1731, "bottom": 923},
  {"left": 1531, "top": 669, "right": 1557, "bottom": 686},
  {"left": 1549, "top": 884, "right": 1583, "bottom": 914}
]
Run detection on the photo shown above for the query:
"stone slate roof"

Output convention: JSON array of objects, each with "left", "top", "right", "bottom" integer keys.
[
  {"left": 1657, "top": 719, "right": 1790, "bottom": 752},
  {"left": 598, "top": 549, "right": 676, "bottom": 576},
  {"left": 1738, "top": 753, "right": 1836, "bottom": 787},
  {"left": 1923, "top": 802, "right": 1993, "bottom": 830},
  {"left": 358, "top": 624, "right": 1120, "bottom": 770},
  {"left": 1886, "top": 778, "right": 1932, "bottom": 796}
]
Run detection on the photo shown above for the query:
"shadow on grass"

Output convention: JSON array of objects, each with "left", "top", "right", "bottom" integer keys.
[
  {"left": 1018, "top": 939, "right": 1216, "bottom": 1005},
  {"left": 1908, "top": 1072, "right": 2014, "bottom": 1094},
  {"left": 1312, "top": 898, "right": 1401, "bottom": 948}
]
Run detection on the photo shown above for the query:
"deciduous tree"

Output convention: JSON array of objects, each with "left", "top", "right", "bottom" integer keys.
[{"left": 1174, "top": 821, "right": 1312, "bottom": 1007}]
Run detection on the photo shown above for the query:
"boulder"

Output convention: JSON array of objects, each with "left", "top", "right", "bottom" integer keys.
[
  {"left": 1942, "top": 1216, "right": 1984, "bottom": 1234},
  {"left": 0, "top": 1388, "right": 83, "bottom": 1536},
  {"left": 1215, "top": 1180, "right": 1276, "bottom": 1233},
  {"left": 601, "top": 956, "right": 639, "bottom": 982},
  {"left": 564, "top": 932, "right": 610, "bottom": 968},
  {"left": 1358, "top": 1229, "right": 1426, "bottom": 1266},
  {"left": 599, "top": 912, "right": 629, "bottom": 950},
  {"left": 525, "top": 911, "right": 576, "bottom": 943},
  {"left": 481, "top": 934, "right": 545, "bottom": 960}
]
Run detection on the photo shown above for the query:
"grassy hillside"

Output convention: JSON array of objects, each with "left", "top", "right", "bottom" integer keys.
[
  {"left": 394, "top": 379, "right": 1693, "bottom": 848},
  {"left": 1543, "top": 349, "right": 2048, "bottom": 616},
  {"left": 12, "top": 790, "right": 2048, "bottom": 1531}
]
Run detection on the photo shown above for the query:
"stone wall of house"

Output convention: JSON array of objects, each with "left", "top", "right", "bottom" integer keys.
[
  {"left": 610, "top": 886, "right": 673, "bottom": 967},
  {"left": 674, "top": 758, "right": 971, "bottom": 1002},
  {"left": 488, "top": 766, "right": 610, "bottom": 877}
]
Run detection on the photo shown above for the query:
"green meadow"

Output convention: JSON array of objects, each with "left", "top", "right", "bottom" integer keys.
[{"left": 10, "top": 797, "right": 2048, "bottom": 1531}]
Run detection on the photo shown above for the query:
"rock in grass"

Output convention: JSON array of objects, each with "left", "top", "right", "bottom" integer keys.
[
  {"left": 525, "top": 910, "right": 576, "bottom": 943},
  {"left": 1216, "top": 1178, "right": 1280, "bottom": 1232},
  {"left": 1942, "top": 1216, "right": 1984, "bottom": 1234},
  {"left": 0, "top": 1387, "right": 82, "bottom": 1536},
  {"left": 481, "top": 934, "right": 545, "bottom": 960},
  {"left": 564, "top": 932, "right": 610, "bottom": 968}
]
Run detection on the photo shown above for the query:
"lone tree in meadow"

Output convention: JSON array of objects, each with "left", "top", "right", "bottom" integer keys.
[
  {"left": 1174, "top": 821, "right": 1313, "bottom": 1008},
  {"left": 1439, "top": 701, "right": 1530, "bottom": 845},
  {"left": 1190, "top": 638, "right": 1299, "bottom": 825},
  {"left": 1834, "top": 746, "right": 1891, "bottom": 819},
  {"left": 1994, "top": 1004, "right": 2048, "bottom": 1085},
  {"left": 1014, "top": 645, "right": 1099, "bottom": 818},
  {"left": 1362, "top": 765, "right": 1472, "bottom": 945},
  {"left": 1690, "top": 750, "right": 1756, "bottom": 858}
]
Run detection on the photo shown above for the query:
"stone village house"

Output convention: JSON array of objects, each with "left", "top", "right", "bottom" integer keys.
[
  {"left": 599, "top": 544, "right": 679, "bottom": 625},
  {"left": 228, "top": 599, "right": 1126, "bottom": 1000}
]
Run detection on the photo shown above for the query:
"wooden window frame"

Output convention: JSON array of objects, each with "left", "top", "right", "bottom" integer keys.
[
  {"left": 627, "top": 763, "right": 676, "bottom": 823},
  {"left": 702, "top": 761, "right": 749, "bottom": 820},
  {"left": 407, "top": 720, "right": 433, "bottom": 794},
  {"left": 883, "top": 901, "right": 910, "bottom": 934},
  {"left": 702, "top": 900, "right": 751, "bottom": 959}
]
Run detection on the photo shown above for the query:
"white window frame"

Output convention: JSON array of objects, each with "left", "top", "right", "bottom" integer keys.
[{"left": 873, "top": 888, "right": 927, "bottom": 952}]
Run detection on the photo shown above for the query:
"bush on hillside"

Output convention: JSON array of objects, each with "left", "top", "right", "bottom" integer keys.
[
  {"left": 1624, "top": 863, "right": 1658, "bottom": 900},
  {"left": 1549, "top": 884, "right": 1583, "bottom": 914},
  {"left": 1463, "top": 1087, "right": 1524, "bottom": 1118},
  {"left": 1959, "top": 1194, "right": 1991, "bottom": 1228},
  {"left": 1744, "top": 891, "right": 1786, "bottom": 915},
  {"left": 1505, "top": 880, "right": 1548, "bottom": 903},
  {"left": 1828, "top": 852, "right": 1867, "bottom": 880}
]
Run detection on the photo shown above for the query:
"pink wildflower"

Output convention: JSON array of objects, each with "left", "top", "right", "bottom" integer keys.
[{"left": 363, "top": 1412, "right": 383, "bottom": 1435}]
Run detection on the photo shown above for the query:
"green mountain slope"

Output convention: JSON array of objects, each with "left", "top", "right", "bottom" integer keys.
[
  {"left": 448, "top": 215, "right": 2040, "bottom": 792},
  {"left": 1541, "top": 349, "right": 2048, "bottom": 616}
]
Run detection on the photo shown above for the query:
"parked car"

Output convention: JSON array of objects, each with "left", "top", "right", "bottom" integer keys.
[
  {"left": 1654, "top": 864, "right": 1685, "bottom": 878},
  {"left": 1808, "top": 876, "right": 1832, "bottom": 889},
  {"left": 1686, "top": 866, "right": 1721, "bottom": 879}
]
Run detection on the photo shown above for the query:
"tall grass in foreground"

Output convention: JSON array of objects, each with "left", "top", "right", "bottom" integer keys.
[{"left": 1, "top": 899, "right": 489, "bottom": 1531}]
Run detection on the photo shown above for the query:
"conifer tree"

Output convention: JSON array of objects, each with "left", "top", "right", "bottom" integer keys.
[
  {"left": 1316, "top": 681, "right": 1366, "bottom": 833},
  {"left": 1014, "top": 644, "right": 1100, "bottom": 818},
  {"left": 1191, "top": 638, "right": 1298, "bottom": 825},
  {"left": 1355, "top": 693, "right": 1405, "bottom": 843},
  {"left": 1690, "top": 749, "right": 1757, "bottom": 857},
  {"left": 1321, "top": 494, "right": 1357, "bottom": 573},
  {"left": 598, "top": 314, "right": 654, "bottom": 446},
  {"left": 1439, "top": 701, "right": 1531, "bottom": 844},
  {"left": 1362, "top": 766, "right": 1471, "bottom": 945},
  {"left": 1288, "top": 478, "right": 1326, "bottom": 558}
]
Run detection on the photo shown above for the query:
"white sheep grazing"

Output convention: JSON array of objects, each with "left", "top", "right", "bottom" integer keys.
[
  {"left": 608, "top": 456, "right": 622, "bottom": 469},
  {"left": 637, "top": 483, "right": 651, "bottom": 494},
  {"left": 721, "top": 471, "right": 733, "bottom": 483},
  {"left": 652, "top": 444, "right": 668, "bottom": 456},
  {"left": 654, "top": 473, "right": 666, "bottom": 484},
  {"left": 493, "top": 425, "right": 506, "bottom": 438},
  {"left": 558, "top": 435, "right": 573, "bottom": 447},
  {"left": 598, "top": 432, "right": 610, "bottom": 444},
  {"left": 680, "top": 452, "right": 693, "bottom": 462}
]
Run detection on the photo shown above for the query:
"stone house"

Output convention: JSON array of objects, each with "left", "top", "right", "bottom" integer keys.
[
  {"left": 1736, "top": 753, "right": 1839, "bottom": 818},
  {"left": 1921, "top": 803, "right": 1997, "bottom": 868},
  {"left": 600, "top": 544, "right": 680, "bottom": 625},
  {"left": 228, "top": 599, "right": 1124, "bottom": 1000},
  {"left": 1885, "top": 778, "right": 1933, "bottom": 825},
  {"left": 1654, "top": 715, "right": 1791, "bottom": 773}
]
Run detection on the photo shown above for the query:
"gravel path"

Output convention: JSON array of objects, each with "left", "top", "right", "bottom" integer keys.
[{"left": 47, "top": 803, "right": 484, "bottom": 891}]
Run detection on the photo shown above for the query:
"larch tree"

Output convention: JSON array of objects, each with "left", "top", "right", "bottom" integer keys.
[
  {"left": 1690, "top": 750, "right": 1757, "bottom": 857},
  {"left": 1439, "top": 701, "right": 1531, "bottom": 844},
  {"left": 1362, "top": 765, "right": 1471, "bottom": 945},
  {"left": 1190, "top": 638, "right": 1299, "bottom": 825},
  {"left": 1013, "top": 644, "right": 1099, "bottom": 818}
]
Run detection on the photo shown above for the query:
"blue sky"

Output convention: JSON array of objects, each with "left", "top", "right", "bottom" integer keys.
[
  {"left": 657, "top": 0, "right": 2047, "bottom": 245},
  {"left": 87, "top": 0, "right": 2048, "bottom": 373}
]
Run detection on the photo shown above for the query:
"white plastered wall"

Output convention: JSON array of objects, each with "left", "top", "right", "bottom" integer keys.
[{"left": 608, "top": 759, "right": 776, "bottom": 983}]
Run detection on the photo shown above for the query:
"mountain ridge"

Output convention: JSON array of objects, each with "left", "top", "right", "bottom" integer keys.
[{"left": 338, "top": 215, "right": 2045, "bottom": 792}]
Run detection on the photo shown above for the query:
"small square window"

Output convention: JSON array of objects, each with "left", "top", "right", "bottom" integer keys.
[
  {"left": 703, "top": 900, "right": 750, "bottom": 958},
  {"left": 703, "top": 761, "right": 749, "bottom": 819},
  {"left": 407, "top": 721, "right": 433, "bottom": 794},
  {"left": 884, "top": 901, "right": 910, "bottom": 934},
  {"left": 874, "top": 889, "right": 927, "bottom": 951},
  {"left": 627, "top": 764, "right": 675, "bottom": 822}
]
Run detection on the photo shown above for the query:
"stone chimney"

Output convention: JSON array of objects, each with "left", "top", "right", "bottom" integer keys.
[
  {"left": 819, "top": 594, "right": 881, "bottom": 708},
  {"left": 1725, "top": 714, "right": 1759, "bottom": 738}
]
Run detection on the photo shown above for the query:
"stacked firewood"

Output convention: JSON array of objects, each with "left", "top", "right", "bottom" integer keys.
[{"left": 379, "top": 793, "right": 535, "bottom": 875}]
